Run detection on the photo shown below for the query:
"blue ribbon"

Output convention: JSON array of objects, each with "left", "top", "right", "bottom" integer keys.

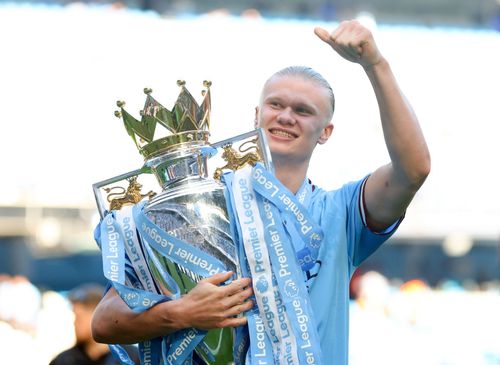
[
  {"left": 222, "top": 174, "right": 275, "bottom": 365},
  {"left": 256, "top": 196, "right": 323, "bottom": 364},
  {"left": 222, "top": 163, "right": 324, "bottom": 364},
  {"left": 251, "top": 164, "right": 323, "bottom": 272},
  {"left": 139, "top": 338, "right": 162, "bottom": 365},
  {"left": 100, "top": 213, "right": 126, "bottom": 284}
]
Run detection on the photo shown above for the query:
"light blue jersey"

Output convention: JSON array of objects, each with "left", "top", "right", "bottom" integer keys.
[
  {"left": 302, "top": 177, "right": 401, "bottom": 364},
  {"left": 98, "top": 175, "right": 400, "bottom": 365}
]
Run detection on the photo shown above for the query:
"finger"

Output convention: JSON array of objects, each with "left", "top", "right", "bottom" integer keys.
[
  {"left": 216, "top": 286, "right": 251, "bottom": 315},
  {"left": 314, "top": 27, "right": 331, "bottom": 44},
  {"left": 318, "top": 24, "right": 353, "bottom": 56},
  {"left": 222, "top": 277, "right": 252, "bottom": 296},
  {"left": 203, "top": 271, "right": 233, "bottom": 285},
  {"left": 335, "top": 30, "right": 363, "bottom": 60},
  {"left": 331, "top": 22, "right": 348, "bottom": 42},
  {"left": 315, "top": 25, "right": 347, "bottom": 47},
  {"left": 349, "top": 36, "right": 370, "bottom": 58},
  {"left": 225, "top": 299, "right": 254, "bottom": 318},
  {"left": 346, "top": 42, "right": 363, "bottom": 59},
  {"left": 224, "top": 286, "right": 253, "bottom": 308},
  {"left": 238, "top": 299, "right": 255, "bottom": 313},
  {"left": 218, "top": 315, "right": 249, "bottom": 328}
]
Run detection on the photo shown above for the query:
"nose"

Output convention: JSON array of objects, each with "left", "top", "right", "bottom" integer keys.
[{"left": 277, "top": 107, "right": 296, "bottom": 125}]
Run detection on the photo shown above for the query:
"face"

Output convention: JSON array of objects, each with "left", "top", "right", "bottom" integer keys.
[{"left": 255, "top": 75, "right": 333, "bottom": 166}]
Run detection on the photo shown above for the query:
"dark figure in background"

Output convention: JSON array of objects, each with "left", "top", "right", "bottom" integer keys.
[{"left": 49, "top": 283, "right": 140, "bottom": 365}]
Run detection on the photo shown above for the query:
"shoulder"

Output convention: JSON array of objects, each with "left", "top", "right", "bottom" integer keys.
[{"left": 310, "top": 176, "right": 368, "bottom": 207}]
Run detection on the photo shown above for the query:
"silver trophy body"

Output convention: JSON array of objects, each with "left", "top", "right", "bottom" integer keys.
[{"left": 143, "top": 141, "right": 238, "bottom": 364}]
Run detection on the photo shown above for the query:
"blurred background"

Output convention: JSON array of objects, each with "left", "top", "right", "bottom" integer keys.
[{"left": 0, "top": 0, "right": 499, "bottom": 364}]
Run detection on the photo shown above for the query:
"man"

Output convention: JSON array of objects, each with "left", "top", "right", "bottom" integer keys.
[
  {"left": 92, "top": 20, "right": 430, "bottom": 363},
  {"left": 50, "top": 283, "right": 140, "bottom": 365}
]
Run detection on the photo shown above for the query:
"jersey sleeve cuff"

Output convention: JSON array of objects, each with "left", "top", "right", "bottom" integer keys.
[{"left": 359, "top": 176, "right": 405, "bottom": 235}]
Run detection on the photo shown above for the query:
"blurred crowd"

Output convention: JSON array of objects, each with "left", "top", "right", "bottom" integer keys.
[
  {"left": 4, "top": 0, "right": 500, "bottom": 31},
  {"left": 349, "top": 270, "right": 500, "bottom": 364},
  {"left": 0, "top": 275, "right": 139, "bottom": 364},
  {"left": 1, "top": 272, "right": 499, "bottom": 364},
  {"left": 0, "top": 274, "right": 74, "bottom": 364}
]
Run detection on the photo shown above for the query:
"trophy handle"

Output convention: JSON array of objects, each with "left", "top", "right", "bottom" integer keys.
[
  {"left": 92, "top": 166, "right": 152, "bottom": 219},
  {"left": 211, "top": 128, "right": 274, "bottom": 178}
]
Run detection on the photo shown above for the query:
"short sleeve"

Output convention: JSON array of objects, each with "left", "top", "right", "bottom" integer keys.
[{"left": 344, "top": 176, "right": 403, "bottom": 267}]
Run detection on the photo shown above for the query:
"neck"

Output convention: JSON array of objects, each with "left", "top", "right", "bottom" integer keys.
[{"left": 273, "top": 158, "right": 309, "bottom": 194}]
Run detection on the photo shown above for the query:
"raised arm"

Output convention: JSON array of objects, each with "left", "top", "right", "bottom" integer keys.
[
  {"left": 315, "top": 20, "right": 430, "bottom": 231},
  {"left": 92, "top": 271, "right": 253, "bottom": 344}
]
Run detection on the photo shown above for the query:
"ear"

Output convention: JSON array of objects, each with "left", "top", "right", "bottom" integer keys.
[
  {"left": 318, "top": 123, "right": 334, "bottom": 145},
  {"left": 254, "top": 106, "right": 260, "bottom": 129}
]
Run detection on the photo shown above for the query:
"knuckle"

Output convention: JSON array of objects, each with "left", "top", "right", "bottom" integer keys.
[
  {"left": 218, "top": 300, "right": 231, "bottom": 311},
  {"left": 239, "top": 291, "right": 250, "bottom": 301},
  {"left": 213, "top": 312, "right": 226, "bottom": 322},
  {"left": 208, "top": 298, "right": 223, "bottom": 311}
]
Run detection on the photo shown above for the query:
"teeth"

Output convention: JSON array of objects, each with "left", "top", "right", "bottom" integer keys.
[{"left": 271, "top": 129, "right": 295, "bottom": 138}]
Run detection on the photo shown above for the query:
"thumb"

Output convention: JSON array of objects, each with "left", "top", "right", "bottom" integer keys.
[
  {"left": 204, "top": 271, "right": 233, "bottom": 285},
  {"left": 314, "top": 27, "right": 332, "bottom": 44}
]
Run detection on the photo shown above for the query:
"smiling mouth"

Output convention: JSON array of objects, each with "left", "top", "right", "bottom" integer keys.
[{"left": 269, "top": 129, "right": 297, "bottom": 139}]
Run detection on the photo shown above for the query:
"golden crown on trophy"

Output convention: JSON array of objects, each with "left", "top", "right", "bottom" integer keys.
[{"left": 114, "top": 80, "right": 212, "bottom": 159}]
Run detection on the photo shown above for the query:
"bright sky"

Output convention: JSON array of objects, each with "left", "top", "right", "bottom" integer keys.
[{"left": 1, "top": 4, "right": 499, "bottom": 239}]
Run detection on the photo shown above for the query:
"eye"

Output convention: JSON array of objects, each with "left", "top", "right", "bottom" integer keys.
[
  {"left": 269, "top": 100, "right": 282, "bottom": 109},
  {"left": 295, "top": 106, "right": 311, "bottom": 115}
]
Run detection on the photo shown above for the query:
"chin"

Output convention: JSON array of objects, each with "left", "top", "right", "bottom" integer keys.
[{"left": 269, "top": 146, "right": 292, "bottom": 160}]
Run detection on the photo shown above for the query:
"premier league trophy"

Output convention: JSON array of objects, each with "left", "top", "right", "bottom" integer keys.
[{"left": 93, "top": 80, "right": 273, "bottom": 365}]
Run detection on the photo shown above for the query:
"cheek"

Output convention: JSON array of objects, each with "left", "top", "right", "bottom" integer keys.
[
  {"left": 303, "top": 128, "right": 325, "bottom": 147},
  {"left": 258, "top": 108, "right": 276, "bottom": 126}
]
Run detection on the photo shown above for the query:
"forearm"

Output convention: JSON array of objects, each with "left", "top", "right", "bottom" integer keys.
[
  {"left": 91, "top": 288, "right": 186, "bottom": 344},
  {"left": 315, "top": 20, "right": 431, "bottom": 228},
  {"left": 364, "top": 58, "right": 430, "bottom": 186},
  {"left": 91, "top": 274, "right": 252, "bottom": 344}
]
